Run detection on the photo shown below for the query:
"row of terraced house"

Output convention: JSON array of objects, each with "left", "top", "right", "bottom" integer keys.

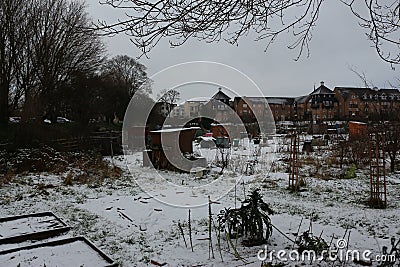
[{"left": 204, "top": 81, "right": 400, "bottom": 123}]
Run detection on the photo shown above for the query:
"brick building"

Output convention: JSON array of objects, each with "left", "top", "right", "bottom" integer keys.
[
  {"left": 176, "top": 84, "right": 400, "bottom": 126},
  {"left": 232, "top": 83, "right": 400, "bottom": 123},
  {"left": 233, "top": 96, "right": 269, "bottom": 123},
  {"left": 308, "top": 81, "right": 338, "bottom": 122},
  {"left": 334, "top": 87, "right": 400, "bottom": 121},
  {"left": 210, "top": 88, "right": 234, "bottom": 123},
  {"left": 266, "top": 97, "right": 295, "bottom": 122}
]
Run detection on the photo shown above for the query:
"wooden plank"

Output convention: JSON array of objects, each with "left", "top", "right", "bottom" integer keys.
[
  {"left": 0, "top": 236, "right": 117, "bottom": 267},
  {"left": 0, "top": 212, "right": 71, "bottom": 245}
]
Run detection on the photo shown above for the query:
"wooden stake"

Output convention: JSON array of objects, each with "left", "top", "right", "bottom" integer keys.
[
  {"left": 178, "top": 222, "right": 187, "bottom": 248},
  {"left": 188, "top": 209, "right": 193, "bottom": 252}
]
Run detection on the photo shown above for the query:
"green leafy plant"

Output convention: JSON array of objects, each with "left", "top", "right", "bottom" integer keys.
[
  {"left": 218, "top": 189, "right": 274, "bottom": 246},
  {"left": 344, "top": 164, "right": 357, "bottom": 179}
]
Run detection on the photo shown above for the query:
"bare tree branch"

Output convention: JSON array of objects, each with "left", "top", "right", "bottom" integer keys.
[{"left": 96, "top": 0, "right": 400, "bottom": 65}]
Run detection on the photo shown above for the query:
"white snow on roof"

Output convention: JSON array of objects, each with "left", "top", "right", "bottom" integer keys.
[
  {"left": 199, "top": 136, "right": 216, "bottom": 141},
  {"left": 150, "top": 127, "right": 201, "bottom": 133}
]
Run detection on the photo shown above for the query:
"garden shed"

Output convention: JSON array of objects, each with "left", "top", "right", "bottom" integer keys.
[{"left": 145, "top": 127, "right": 205, "bottom": 171}]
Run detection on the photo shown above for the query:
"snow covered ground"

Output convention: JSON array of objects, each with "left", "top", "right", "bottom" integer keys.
[{"left": 0, "top": 136, "right": 399, "bottom": 266}]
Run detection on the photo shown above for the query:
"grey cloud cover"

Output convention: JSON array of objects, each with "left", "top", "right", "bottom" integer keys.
[{"left": 87, "top": 1, "right": 399, "bottom": 97}]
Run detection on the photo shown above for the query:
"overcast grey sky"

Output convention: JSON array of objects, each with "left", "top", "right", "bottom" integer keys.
[{"left": 87, "top": 1, "right": 399, "bottom": 97}]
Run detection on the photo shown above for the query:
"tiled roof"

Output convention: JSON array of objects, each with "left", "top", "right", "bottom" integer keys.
[
  {"left": 235, "top": 96, "right": 294, "bottom": 105},
  {"left": 294, "top": 95, "right": 309, "bottom": 104},
  {"left": 265, "top": 97, "right": 295, "bottom": 105},
  {"left": 334, "top": 87, "right": 400, "bottom": 100},
  {"left": 379, "top": 88, "right": 400, "bottom": 94},
  {"left": 310, "top": 85, "right": 334, "bottom": 95},
  {"left": 212, "top": 89, "right": 231, "bottom": 100},
  {"left": 334, "top": 87, "right": 370, "bottom": 100}
]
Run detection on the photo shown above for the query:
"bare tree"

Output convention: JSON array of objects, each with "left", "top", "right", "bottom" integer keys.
[
  {"left": 157, "top": 89, "right": 181, "bottom": 116},
  {"left": 0, "top": 0, "right": 28, "bottom": 124},
  {"left": 347, "top": 138, "right": 369, "bottom": 167},
  {"left": 98, "top": 0, "right": 400, "bottom": 65},
  {"left": 158, "top": 89, "right": 180, "bottom": 104},
  {"left": 102, "top": 55, "right": 151, "bottom": 97},
  {"left": 27, "top": 0, "right": 105, "bottom": 122},
  {"left": 386, "top": 123, "right": 400, "bottom": 172},
  {"left": 15, "top": 1, "right": 42, "bottom": 120}
]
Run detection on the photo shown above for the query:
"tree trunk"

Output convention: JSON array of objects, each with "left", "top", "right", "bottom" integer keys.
[
  {"left": 0, "top": 83, "right": 9, "bottom": 125},
  {"left": 390, "top": 157, "right": 395, "bottom": 173}
]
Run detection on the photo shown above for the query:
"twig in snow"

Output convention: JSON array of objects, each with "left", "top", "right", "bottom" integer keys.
[
  {"left": 212, "top": 218, "right": 223, "bottom": 262},
  {"left": 208, "top": 196, "right": 215, "bottom": 259},
  {"left": 225, "top": 229, "right": 246, "bottom": 263},
  {"left": 292, "top": 217, "right": 303, "bottom": 248},
  {"left": 178, "top": 222, "right": 187, "bottom": 248},
  {"left": 271, "top": 223, "right": 295, "bottom": 243},
  {"left": 342, "top": 230, "right": 351, "bottom": 267}
]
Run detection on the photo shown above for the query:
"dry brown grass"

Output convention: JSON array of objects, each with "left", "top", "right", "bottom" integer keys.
[
  {"left": 1, "top": 147, "right": 122, "bottom": 187},
  {"left": 0, "top": 170, "right": 15, "bottom": 186}
]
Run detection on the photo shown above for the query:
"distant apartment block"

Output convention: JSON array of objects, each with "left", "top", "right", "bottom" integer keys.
[
  {"left": 166, "top": 82, "right": 400, "bottom": 125},
  {"left": 233, "top": 81, "right": 400, "bottom": 123}
]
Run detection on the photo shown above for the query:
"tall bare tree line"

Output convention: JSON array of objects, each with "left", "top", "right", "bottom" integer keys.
[{"left": 0, "top": 0, "right": 105, "bottom": 125}]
